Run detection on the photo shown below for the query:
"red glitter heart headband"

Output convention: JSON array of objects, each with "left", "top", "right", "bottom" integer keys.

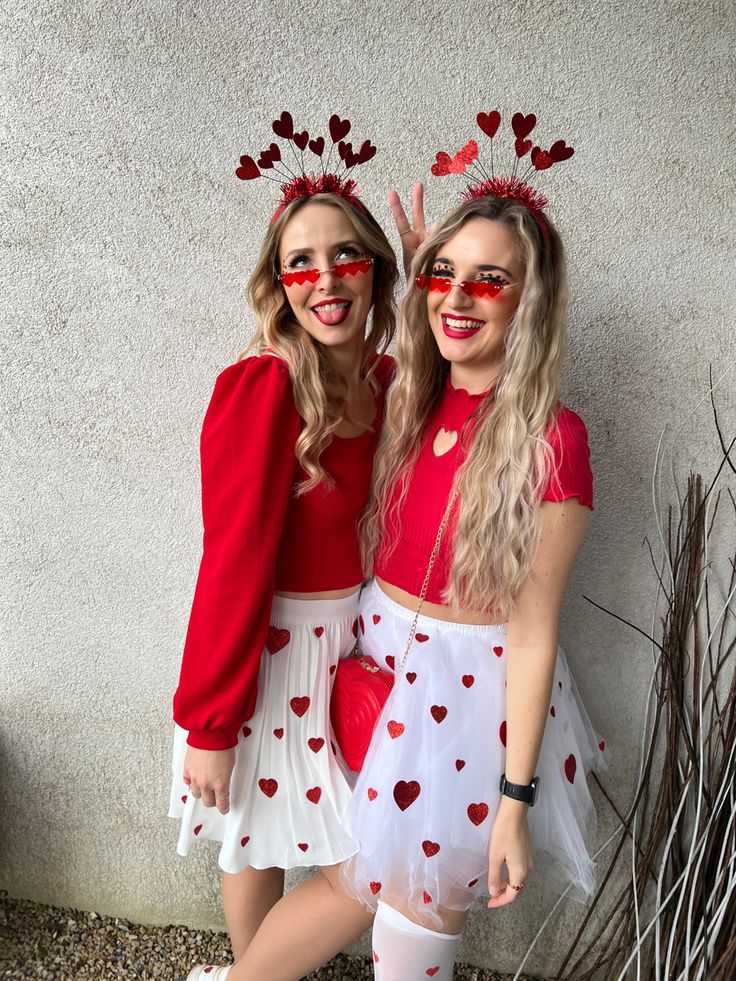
[
  {"left": 235, "top": 111, "right": 377, "bottom": 221},
  {"left": 429, "top": 111, "right": 575, "bottom": 240}
]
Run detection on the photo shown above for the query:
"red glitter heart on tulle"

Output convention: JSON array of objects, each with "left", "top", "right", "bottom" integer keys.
[
  {"left": 367, "top": 787, "right": 378, "bottom": 800},
  {"left": 314, "top": 626, "right": 324, "bottom": 638},
  {"left": 308, "top": 737, "right": 325, "bottom": 753},
  {"left": 426, "top": 969, "right": 440, "bottom": 977},
  {"left": 558, "top": 680, "right": 563, "bottom": 690},
  {"left": 266, "top": 626, "right": 290, "bottom": 654},
  {"left": 462, "top": 674, "right": 475, "bottom": 688},
  {"left": 329, "top": 664, "right": 336, "bottom": 675},
  {"left": 290, "top": 696, "right": 310, "bottom": 718},
  {"left": 385, "top": 655, "right": 395, "bottom": 671},
  {"left": 415, "top": 633, "right": 429, "bottom": 643},
  {"left": 599, "top": 740, "right": 606, "bottom": 752},
  {"left": 422, "top": 890, "right": 432, "bottom": 904},
  {"left": 180, "top": 795, "right": 187, "bottom": 804},
  {"left": 468, "top": 877, "right": 478, "bottom": 888},
  {"left": 352, "top": 619, "right": 359, "bottom": 638},
  {"left": 455, "top": 759, "right": 465, "bottom": 771},
  {"left": 329, "top": 114, "right": 351, "bottom": 142},
  {"left": 393, "top": 779, "right": 421, "bottom": 810},
  {"left": 240, "top": 836, "right": 249, "bottom": 846},
  {"left": 373, "top": 951, "right": 379, "bottom": 963},
  {"left": 493, "top": 646, "right": 504, "bottom": 657},
  {"left": 359, "top": 615, "right": 365, "bottom": 634},
  {"left": 515, "top": 137, "right": 532, "bottom": 158},
  {"left": 430, "top": 705, "right": 447, "bottom": 724},
  {"left": 387, "top": 720, "right": 405, "bottom": 739},
  {"left": 549, "top": 139, "right": 574, "bottom": 162},
  {"left": 431, "top": 151, "right": 452, "bottom": 176},
  {"left": 454, "top": 139, "right": 478, "bottom": 167},
  {"left": 242, "top": 725, "right": 252, "bottom": 737},
  {"left": 306, "top": 786, "right": 322, "bottom": 804},
  {"left": 476, "top": 110, "right": 501, "bottom": 138},
  {"left": 293, "top": 131, "right": 309, "bottom": 151},
  {"left": 235, "top": 155, "right": 260, "bottom": 181},
  {"left": 467, "top": 802, "right": 489, "bottom": 826},
  {"left": 422, "top": 840, "right": 440, "bottom": 857},
  {"left": 564, "top": 754, "right": 577, "bottom": 783},
  {"left": 258, "top": 778, "right": 278, "bottom": 798},
  {"left": 193, "top": 824, "right": 203, "bottom": 835},
  {"left": 550, "top": 705, "right": 556, "bottom": 717},
  {"left": 499, "top": 720, "right": 507, "bottom": 746},
  {"left": 372, "top": 614, "right": 381, "bottom": 625},
  {"left": 406, "top": 672, "right": 417, "bottom": 684},
  {"left": 273, "top": 727, "right": 284, "bottom": 739},
  {"left": 297, "top": 842, "right": 309, "bottom": 852},
  {"left": 370, "top": 881, "right": 382, "bottom": 895},
  {"left": 309, "top": 136, "right": 325, "bottom": 156},
  {"left": 512, "top": 112, "right": 536, "bottom": 139},
  {"left": 531, "top": 147, "right": 554, "bottom": 170},
  {"left": 272, "top": 111, "right": 294, "bottom": 140}
]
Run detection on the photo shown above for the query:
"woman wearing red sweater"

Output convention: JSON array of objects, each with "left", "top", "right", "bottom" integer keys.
[
  {"left": 169, "top": 114, "right": 398, "bottom": 981},
  {"left": 222, "top": 115, "right": 605, "bottom": 981}
]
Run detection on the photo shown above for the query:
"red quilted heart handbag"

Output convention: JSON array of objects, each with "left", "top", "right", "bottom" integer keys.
[{"left": 330, "top": 492, "right": 457, "bottom": 771}]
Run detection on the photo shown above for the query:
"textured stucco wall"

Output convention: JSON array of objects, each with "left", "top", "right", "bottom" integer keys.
[{"left": 2, "top": 0, "right": 734, "bottom": 975}]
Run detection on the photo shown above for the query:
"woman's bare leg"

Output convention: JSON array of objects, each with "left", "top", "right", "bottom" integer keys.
[
  {"left": 229, "top": 864, "right": 373, "bottom": 981},
  {"left": 221, "top": 866, "right": 285, "bottom": 959}
]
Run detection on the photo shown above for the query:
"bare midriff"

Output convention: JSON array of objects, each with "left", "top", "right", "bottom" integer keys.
[
  {"left": 275, "top": 585, "right": 362, "bottom": 601},
  {"left": 374, "top": 576, "right": 502, "bottom": 626}
]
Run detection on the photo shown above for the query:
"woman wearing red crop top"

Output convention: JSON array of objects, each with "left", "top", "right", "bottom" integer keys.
[
  {"left": 221, "top": 142, "right": 606, "bottom": 979},
  {"left": 168, "top": 177, "right": 398, "bottom": 978}
]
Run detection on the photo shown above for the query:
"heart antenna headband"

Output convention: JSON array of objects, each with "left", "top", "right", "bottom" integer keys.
[
  {"left": 430, "top": 111, "right": 575, "bottom": 239},
  {"left": 235, "top": 111, "right": 377, "bottom": 221}
]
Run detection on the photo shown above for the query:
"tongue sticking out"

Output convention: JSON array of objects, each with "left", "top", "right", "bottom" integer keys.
[{"left": 312, "top": 302, "right": 351, "bottom": 326}]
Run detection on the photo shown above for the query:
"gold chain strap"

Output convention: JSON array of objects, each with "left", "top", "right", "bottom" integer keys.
[{"left": 395, "top": 490, "right": 459, "bottom": 678}]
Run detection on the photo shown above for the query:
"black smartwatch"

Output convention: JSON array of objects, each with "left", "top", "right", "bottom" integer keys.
[{"left": 499, "top": 773, "right": 539, "bottom": 806}]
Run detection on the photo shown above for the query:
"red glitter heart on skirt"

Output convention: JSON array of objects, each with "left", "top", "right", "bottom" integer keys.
[
  {"left": 462, "top": 675, "right": 475, "bottom": 688},
  {"left": 290, "top": 696, "right": 310, "bottom": 718},
  {"left": 373, "top": 614, "right": 381, "bottom": 625},
  {"left": 387, "top": 720, "right": 405, "bottom": 739},
  {"left": 406, "top": 672, "right": 417, "bottom": 684},
  {"left": 308, "top": 737, "right": 325, "bottom": 753},
  {"left": 467, "top": 802, "right": 489, "bottom": 826},
  {"left": 273, "top": 728, "right": 284, "bottom": 739},
  {"left": 367, "top": 787, "right": 378, "bottom": 800},
  {"left": 564, "top": 754, "right": 577, "bottom": 784},
  {"left": 499, "top": 720, "right": 507, "bottom": 746},
  {"left": 266, "top": 626, "right": 290, "bottom": 654},
  {"left": 193, "top": 824, "right": 203, "bottom": 836},
  {"left": 393, "top": 779, "right": 421, "bottom": 810},
  {"left": 314, "top": 626, "right": 324, "bottom": 638},
  {"left": 297, "top": 842, "right": 309, "bottom": 852},
  {"left": 422, "top": 840, "right": 440, "bottom": 857},
  {"left": 306, "top": 786, "right": 322, "bottom": 804},
  {"left": 415, "top": 633, "right": 429, "bottom": 643},
  {"left": 258, "top": 778, "right": 278, "bottom": 798},
  {"left": 370, "top": 881, "right": 382, "bottom": 895},
  {"left": 430, "top": 705, "right": 447, "bottom": 724},
  {"left": 455, "top": 759, "right": 466, "bottom": 771}
]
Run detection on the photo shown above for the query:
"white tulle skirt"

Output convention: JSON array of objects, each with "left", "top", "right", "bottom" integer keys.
[
  {"left": 340, "top": 581, "right": 606, "bottom": 927},
  {"left": 169, "top": 592, "right": 361, "bottom": 872}
]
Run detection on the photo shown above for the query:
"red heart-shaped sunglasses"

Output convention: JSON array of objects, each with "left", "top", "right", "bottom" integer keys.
[{"left": 279, "top": 257, "right": 373, "bottom": 288}]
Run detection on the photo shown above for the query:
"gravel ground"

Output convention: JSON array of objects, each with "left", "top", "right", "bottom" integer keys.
[{"left": 1, "top": 893, "right": 539, "bottom": 980}]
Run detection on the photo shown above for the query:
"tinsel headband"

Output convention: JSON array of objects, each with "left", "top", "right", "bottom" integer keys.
[
  {"left": 429, "top": 111, "right": 575, "bottom": 242},
  {"left": 235, "top": 111, "right": 377, "bottom": 222}
]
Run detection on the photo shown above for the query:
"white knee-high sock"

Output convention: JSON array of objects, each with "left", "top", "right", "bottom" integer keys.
[{"left": 371, "top": 900, "right": 461, "bottom": 981}]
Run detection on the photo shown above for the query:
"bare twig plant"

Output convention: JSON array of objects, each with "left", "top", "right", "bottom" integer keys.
[{"left": 513, "top": 368, "right": 735, "bottom": 981}]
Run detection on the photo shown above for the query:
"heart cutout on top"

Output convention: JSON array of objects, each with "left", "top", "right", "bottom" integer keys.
[{"left": 433, "top": 427, "right": 458, "bottom": 457}]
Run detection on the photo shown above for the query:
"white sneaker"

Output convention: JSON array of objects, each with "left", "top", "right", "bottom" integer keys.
[{"left": 185, "top": 966, "right": 232, "bottom": 980}]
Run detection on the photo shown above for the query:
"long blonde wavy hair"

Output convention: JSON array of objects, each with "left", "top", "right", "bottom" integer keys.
[
  {"left": 244, "top": 194, "right": 398, "bottom": 493},
  {"left": 361, "top": 195, "right": 567, "bottom": 617}
]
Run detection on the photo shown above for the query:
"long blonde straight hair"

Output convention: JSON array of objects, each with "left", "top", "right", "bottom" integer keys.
[
  {"left": 245, "top": 194, "right": 398, "bottom": 493},
  {"left": 361, "top": 195, "right": 567, "bottom": 617}
]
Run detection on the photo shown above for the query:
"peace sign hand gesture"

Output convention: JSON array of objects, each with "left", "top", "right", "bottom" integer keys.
[{"left": 388, "top": 183, "right": 434, "bottom": 279}]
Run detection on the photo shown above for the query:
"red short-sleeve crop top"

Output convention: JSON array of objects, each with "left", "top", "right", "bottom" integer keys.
[{"left": 374, "top": 375, "right": 593, "bottom": 604}]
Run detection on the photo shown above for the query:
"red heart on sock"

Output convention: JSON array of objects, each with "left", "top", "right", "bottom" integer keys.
[
  {"left": 462, "top": 674, "right": 475, "bottom": 688},
  {"left": 393, "top": 780, "right": 421, "bottom": 810},
  {"left": 298, "top": 842, "right": 309, "bottom": 852},
  {"left": 308, "top": 737, "right": 325, "bottom": 753},
  {"left": 422, "top": 840, "right": 440, "bottom": 857},
  {"left": 415, "top": 633, "right": 429, "bottom": 643},
  {"left": 499, "top": 720, "right": 507, "bottom": 747},
  {"left": 240, "top": 836, "right": 250, "bottom": 847},
  {"left": 193, "top": 824, "right": 203, "bottom": 836},
  {"left": 455, "top": 759, "right": 466, "bottom": 771},
  {"left": 314, "top": 626, "right": 324, "bottom": 638},
  {"left": 266, "top": 626, "right": 290, "bottom": 654},
  {"left": 493, "top": 645, "right": 504, "bottom": 657},
  {"left": 258, "top": 778, "right": 278, "bottom": 798},
  {"left": 273, "top": 728, "right": 284, "bottom": 739},
  {"left": 373, "top": 614, "right": 381, "bottom": 625},
  {"left": 476, "top": 110, "right": 501, "bottom": 138},
  {"left": 306, "top": 786, "right": 322, "bottom": 804},
  {"left": 367, "top": 787, "right": 378, "bottom": 801},
  {"left": 512, "top": 112, "right": 537, "bottom": 139},
  {"left": 406, "top": 672, "right": 417, "bottom": 684},
  {"left": 430, "top": 705, "right": 447, "bottom": 724},
  {"left": 467, "top": 802, "right": 489, "bottom": 826},
  {"left": 370, "top": 881, "right": 382, "bottom": 895},
  {"left": 564, "top": 754, "right": 577, "bottom": 784},
  {"left": 290, "top": 696, "right": 310, "bottom": 718}
]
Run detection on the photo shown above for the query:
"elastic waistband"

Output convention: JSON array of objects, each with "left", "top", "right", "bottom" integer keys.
[
  {"left": 270, "top": 590, "right": 360, "bottom": 624},
  {"left": 366, "top": 579, "right": 507, "bottom": 639}
]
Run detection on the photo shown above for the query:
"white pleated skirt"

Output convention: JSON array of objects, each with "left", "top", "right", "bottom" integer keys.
[
  {"left": 169, "top": 592, "right": 361, "bottom": 872},
  {"left": 340, "top": 580, "right": 607, "bottom": 928}
]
